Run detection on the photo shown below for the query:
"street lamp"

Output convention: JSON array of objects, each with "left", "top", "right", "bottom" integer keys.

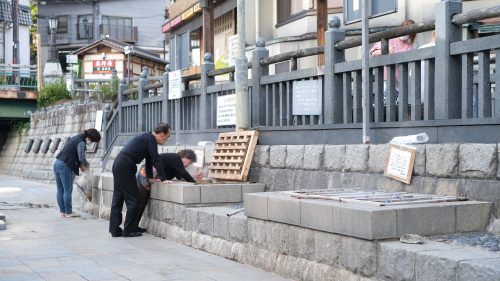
[{"left": 48, "top": 17, "right": 58, "bottom": 62}]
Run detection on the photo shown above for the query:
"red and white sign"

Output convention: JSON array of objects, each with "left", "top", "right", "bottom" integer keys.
[{"left": 93, "top": 60, "right": 115, "bottom": 74}]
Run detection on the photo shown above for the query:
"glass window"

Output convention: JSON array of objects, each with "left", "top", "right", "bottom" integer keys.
[
  {"left": 101, "top": 16, "right": 134, "bottom": 41},
  {"left": 77, "top": 15, "right": 93, "bottom": 40},
  {"left": 56, "top": 16, "right": 68, "bottom": 33},
  {"left": 277, "top": 0, "right": 306, "bottom": 23}
]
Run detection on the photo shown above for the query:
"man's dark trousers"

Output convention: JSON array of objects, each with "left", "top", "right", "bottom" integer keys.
[{"left": 109, "top": 154, "right": 140, "bottom": 234}]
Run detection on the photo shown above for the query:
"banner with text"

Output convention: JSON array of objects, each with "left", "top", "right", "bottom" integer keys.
[{"left": 217, "top": 94, "right": 236, "bottom": 126}]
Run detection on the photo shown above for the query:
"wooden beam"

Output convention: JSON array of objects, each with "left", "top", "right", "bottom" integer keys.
[
  {"left": 317, "top": 0, "right": 327, "bottom": 66},
  {"left": 202, "top": 0, "right": 214, "bottom": 57}
]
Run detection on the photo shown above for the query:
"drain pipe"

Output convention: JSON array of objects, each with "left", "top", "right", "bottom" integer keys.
[{"left": 235, "top": 0, "right": 249, "bottom": 129}]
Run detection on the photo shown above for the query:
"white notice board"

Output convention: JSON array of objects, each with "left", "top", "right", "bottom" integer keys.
[
  {"left": 384, "top": 144, "right": 416, "bottom": 184},
  {"left": 217, "top": 94, "right": 236, "bottom": 126},
  {"left": 168, "top": 70, "right": 183, "bottom": 100},
  {"left": 292, "top": 79, "right": 322, "bottom": 115}
]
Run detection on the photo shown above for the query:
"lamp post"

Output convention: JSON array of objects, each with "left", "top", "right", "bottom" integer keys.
[
  {"left": 48, "top": 17, "right": 58, "bottom": 62},
  {"left": 43, "top": 16, "right": 63, "bottom": 83}
]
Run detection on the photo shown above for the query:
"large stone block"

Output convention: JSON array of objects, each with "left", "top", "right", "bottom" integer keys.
[
  {"left": 167, "top": 184, "right": 201, "bottom": 204},
  {"left": 228, "top": 213, "right": 248, "bottom": 243},
  {"left": 415, "top": 252, "right": 458, "bottom": 281},
  {"left": 459, "top": 143, "right": 497, "bottom": 178},
  {"left": 265, "top": 221, "right": 290, "bottom": 254},
  {"left": 241, "top": 183, "right": 265, "bottom": 194},
  {"left": 458, "top": 258, "right": 500, "bottom": 281},
  {"left": 198, "top": 211, "right": 214, "bottom": 235},
  {"left": 244, "top": 193, "right": 268, "bottom": 220},
  {"left": 247, "top": 218, "right": 267, "bottom": 248},
  {"left": 323, "top": 145, "right": 345, "bottom": 171},
  {"left": 459, "top": 179, "right": 500, "bottom": 217},
  {"left": 406, "top": 176, "right": 436, "bottom": 195},
  {"left": 414, "top": 145, "right": 426, "bottom": 176},
  {"left": 300, "top": 199, "right": 334, "bottom": 232},
  {"left": 344, "top": 145, "right": 368, "bottom": 172},
  {"left": 426, "top": 144, "right": 459, "bottom": 177},
  {"left": 456, "top": 201, "right": 492, "bottom": 232},
  {"left": 332, "top": 203, "right": 397, "bottom": 240},
  {"left": 268, "top": 193, "right": 300, "bottom": 226},
  {"left": 302, "top": 145, "right": 324, "bottom": 170},
  {"left": 286, "top": 145, "right": 304, "bottom": 169},
  {"left": 368, "top": 144, "right": 388, "bottom": 173},
  {"left": 252, "top": 145, "right": 270, "bottom": 167},
  {"left": 213, "top": 213, "right": 229, "bottom": 240},
  {"left": 313, "top": 231, "right": 341, "bottom": 266},
  {"left": 291, "top": 169, "right": 314, "bottom": 190},
  {"left": 184, "top": 208, "right": 199, "bottom": 231},
  {"left": 377, "top": 243, "right": 416, "bottom": 281},
  {"left": 269, "top": 145, "right": 287, "bottom": 168},
  {"left": 269, "top": 169, "right": 295, "bottom": 191},
  {"left": 288, "top": 225, "right": 315, "bottom": 259},
  {"left": 395, "top": 203, "right": 456, "bottom": 236},
  {"left": 200, "top": 184, "right": 241, "bottom": 203},
  {"left": 339, "top": 236, "right": 377, "bottom": 276},
  {"left": 435, "top": 178, "right": 464, "bottom": 197}
]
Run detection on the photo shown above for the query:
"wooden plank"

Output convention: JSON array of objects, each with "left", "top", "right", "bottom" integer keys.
[
  {"left": 240, "top": 130, "right": 259, "bottom": 181},
  {"left": 209, "top": 165, "right": 241, "bottom": 171},
  {"left": 213, "top": 152, "right": 246, "bottom": 157}
]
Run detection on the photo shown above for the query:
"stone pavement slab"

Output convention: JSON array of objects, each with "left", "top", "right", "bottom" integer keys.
[{"left": 0, "top": 174, "right": 289, "bottom": 281}]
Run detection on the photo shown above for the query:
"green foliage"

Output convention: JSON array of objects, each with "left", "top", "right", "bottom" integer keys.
[
  {"left": 30, "top": 1, "right": 38, "bottom": 63},
  {"left": 12, "top": 121, "right": 30, "bottom": 137},
  {"left": 37, "top": 81, "right": 71, "bottom": 108}
]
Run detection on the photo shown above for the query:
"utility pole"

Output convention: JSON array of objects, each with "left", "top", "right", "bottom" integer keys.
[
  {"left": 202, "top": 0, "right": 214, "bottom": 56},
  {"left": 361, "top": 0, "right": 370, "bottom": 144},
  {"left": 316, "top": 0, "right": 327, "bottom": 65},
  {"left": 235, "top": 0, "right": 249, "bottom": 129},
  {"left": 12, "top": 0, "right": 19, "bottom": 64}
]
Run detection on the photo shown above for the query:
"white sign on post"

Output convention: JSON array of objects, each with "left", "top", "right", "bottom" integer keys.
[
  {"left": 228, "top": 34, "right": 239, "bottom": 66},
  {"left": 217, "top": 94, "right": 236, "bottom": 126},
  {"left": 66, "top": 54, "right": 78, "bottom": 64},
  {"left": 95, "top": 110, "right": 103, "bottom": 131},
  {"left": 168, "top": 70, "right": 183, "bottom": 100}
]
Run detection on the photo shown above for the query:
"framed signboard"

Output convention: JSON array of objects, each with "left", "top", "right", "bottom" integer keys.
[
  {"left": 384, "top": 144, "right": 416, "bottom": 184},
  {"left": 168, "top": 70, "right": 183, "bottom": 100},
  {"left": 217, "top": 94, "right": 236, "bottom": 126},
  {"left": 292, "top": 79, "right": 322, "bottom": 116}
]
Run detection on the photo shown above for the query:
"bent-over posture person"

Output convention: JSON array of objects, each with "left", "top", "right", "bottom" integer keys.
[
  {"left": 134, "top": 149, "right": 202, "bottom": 232},
  {"left": 54, "top": 128, "right": 101, "bottom": 218},
  {"left": 109, "top": 123, "right": 171, "bottom": 238}
]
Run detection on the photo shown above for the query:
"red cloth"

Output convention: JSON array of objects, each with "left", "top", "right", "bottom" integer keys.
[{"left": 370, "top": 38, "right": 414, "bottom": 82}]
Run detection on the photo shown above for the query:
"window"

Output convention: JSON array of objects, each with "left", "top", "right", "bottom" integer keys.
[
  {"left": 77, "top": 15, "right": 93, "bottom": 40},
  {"left": 101, "top": 16, "right": 133, "bottom": 41},
  {"left": 277, "top": 0, "right": 306, "bottom": 23},
  {"left": 56, "top": 16, "right": 68, "bottom": 33}
]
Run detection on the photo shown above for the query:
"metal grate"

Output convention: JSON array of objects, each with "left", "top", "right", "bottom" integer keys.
[{"left": 288, "top": 189, "right": 467, "bottom": 206}]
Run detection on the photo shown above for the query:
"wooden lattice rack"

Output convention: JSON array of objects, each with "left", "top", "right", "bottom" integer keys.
[{"left": 208, "top": 130, "right": 259, "bottom": 181}]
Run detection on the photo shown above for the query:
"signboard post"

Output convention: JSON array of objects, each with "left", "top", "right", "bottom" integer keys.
[{"left": 292, "top": 79, "right": 322, "bottom": 116}]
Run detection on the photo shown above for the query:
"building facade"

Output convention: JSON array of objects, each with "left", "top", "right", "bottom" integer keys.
[
  {"left": 38, "top": 0, "right": 168, "bottom": 74},
  {"left": 0, "top": 0, "right": 32, "bottom": 65}
]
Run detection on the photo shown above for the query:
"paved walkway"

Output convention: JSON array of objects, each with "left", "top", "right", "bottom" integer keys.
[{"left": 0, "top": 174, "right": 289, "bottom": 281}]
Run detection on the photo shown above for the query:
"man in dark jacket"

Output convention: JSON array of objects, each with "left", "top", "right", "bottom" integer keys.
[
  {"left": 109, "top": 123, "right": 171, "bottom": 238},
  {"left": 134, "top": 149, "right": 201, "bottom": 232},
  {"left": 54, "top": 129, "right": 101, "bottom": 218}
]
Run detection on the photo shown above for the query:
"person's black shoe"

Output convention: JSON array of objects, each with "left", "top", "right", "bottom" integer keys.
[
  {"left": 110, "top": 228, "right": 123, "bottom": 237},
  {"left": 135, "top": 227, "right": 147, "bottom": 233},
  {"left": 123, "top": 231, "right": 142, "bottom": 238}
]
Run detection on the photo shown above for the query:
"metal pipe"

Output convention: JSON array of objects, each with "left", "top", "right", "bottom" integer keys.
[
  {"left": 361, "top": 0, "right": 370, "bottom": 144},
  {"left": 227, "top": 208, "right": 244, "bottom": 217}
]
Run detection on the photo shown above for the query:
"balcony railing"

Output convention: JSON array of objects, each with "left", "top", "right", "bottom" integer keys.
[{"left": 99, "top": 24, "right": 138, "bottom": 43}]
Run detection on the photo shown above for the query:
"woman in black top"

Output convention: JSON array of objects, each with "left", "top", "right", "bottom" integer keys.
[{"left": 54, "top": 128, "right": 101, "bottom": 218}]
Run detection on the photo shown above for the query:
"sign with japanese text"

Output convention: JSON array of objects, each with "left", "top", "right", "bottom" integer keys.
[
  {"left": 217, "top": 94, "right": 236, "bottom": 126},
  {"left": 168, "top": 70, "right": 183, "bottom": 100},
  {"left": 92, "top": 60, "right": 115, "bottom": 74},
  {"left": 384, "top": 144, "right": 416, "bottom": 184},
  {"left": 292, "top": 79, "right": 322, "bottom": 115}
]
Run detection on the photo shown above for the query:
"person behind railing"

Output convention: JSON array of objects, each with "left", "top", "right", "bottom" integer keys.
[
  {"left": 369, "top": 19, "right": 417, "bottom": 104},
  {"left": 133, "top": 149, "right": 203, "bottom": 233},
  {"left": 54, "top": 128, "right": 101, "bottom": 218},
  {"left": 109, "top": 122, "right": 172, "bottom": 238}
]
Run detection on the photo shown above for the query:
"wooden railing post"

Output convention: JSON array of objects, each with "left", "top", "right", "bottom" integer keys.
[
  {"left": 324, "top": 16, "right": 345, "bottom": 124},
  {"left": 435, "top": 0, "right": 462, "bottom": 119},
  {"left": 162, "top": 64, "right": 169, "bottom": 123},
  {"left": 251, "top": 37, "right": 269, "bottom": 127},
  {"left": 138, "top": 66, "right": 148, "bottom": 132},
  {"left": 200, "top": 53, "right": 215, "bottom": 130}
]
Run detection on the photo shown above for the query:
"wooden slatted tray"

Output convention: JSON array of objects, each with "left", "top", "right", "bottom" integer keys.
[{"left": 208, "top": 130, "right": 259, "bottom": 181}]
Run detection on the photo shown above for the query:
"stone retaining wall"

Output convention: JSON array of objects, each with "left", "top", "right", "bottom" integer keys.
[
  {"left": 84, "top": 175, "right": 500, "bottom": 281},
  {"left": 7, "top": 101, "right": 106, "bottom": 183}
]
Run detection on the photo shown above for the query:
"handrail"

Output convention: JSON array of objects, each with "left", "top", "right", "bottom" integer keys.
[
  {"left": 144, "top": 82, "right": 162, "bottom": 91},
  {"left": 122, "top": 88, "right": 138, "bottom": 95},
  {"left": 260, "top": 46, "right": 324, "bottom": 66},
  {"left": 452, "top": 5, "right": 500, "bottom": 25},
  {"left": 335, "top": 22, "right": 435, "bottom": 51}
]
